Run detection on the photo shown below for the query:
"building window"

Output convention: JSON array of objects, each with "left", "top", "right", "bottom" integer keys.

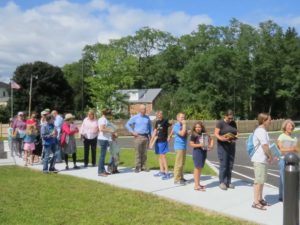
[{"left": 3, "top": 91, "right": 5, "bottom": 97}]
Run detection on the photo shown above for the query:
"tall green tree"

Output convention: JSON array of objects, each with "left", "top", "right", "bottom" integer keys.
[
  {"left": 85, "top": 44, "right": 138, "bottom": 112},
  {"left": 63, "top": 60, "right": 92, "bottom": 116}
]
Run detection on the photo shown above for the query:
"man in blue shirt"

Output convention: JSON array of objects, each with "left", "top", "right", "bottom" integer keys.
[
  {"left": 52, "top": 110, "right": 64, "bottom": 162},
  {"left": 173, "top": 112, "right": 188, "bottom": 185},
  {"left": 125, "top": 105, "right": 152, "bottom": 173}
]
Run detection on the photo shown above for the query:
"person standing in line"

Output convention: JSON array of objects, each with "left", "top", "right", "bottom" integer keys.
[
  {"left": 61, "top": 113, "right": 80, "bottom": 170},
  {"left": 173, "top": 112, "right": 188, "bottom": 185},
  {"left": 41, "top": 115, "right": 58, "bottom": 173},
  {"left": 7, "top": 118, "right": 15, "bottom": 156},
  {"left": 80, "top": 110, "right": 98, "bottom": 167},
  {"left": 51, "top": 110, "right": 64, "bottom": 163},
  {"left": 125, "top": 105, "right": 152, "bottom": 173},
  {"left": 26, "top": 112, "right": 41, "bottom": 162},
  {"left": 214, "top": 110, "right": 238, "bottom": 190},
  {"left": 12, "top": 112, "right": 27, "bottom": 158},
  {"left": 251, "top": 113, "right": 273, "bottom": 210},
  {"left": 277, "top": 119, "right": 298, "bottom": 202},
  {"left": 98, "top": 109, "right": 115, "bottom": 176},
  {"left": 40, "top": 111, "right": 48, "bottom": 125},
  {"left": 23, "top": 124, "right": 38, "bottom": 166},
  {"left": 151, "top": 111, "right": 172, "bottom": 180},
  {"left": 190, "top": 121, "right": 213, "bottom": 191}
]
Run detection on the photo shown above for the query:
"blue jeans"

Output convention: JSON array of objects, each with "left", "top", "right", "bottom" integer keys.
[
  {"left": 278, "top": 158, "right": 285, "bottom": 200},
  {"left": 217, "top": 142, "right": 236, "bottom": 185},
  {"left": 98, "top": 140, "right": 109, "bottom": 173},
  {"left": 43, "top": 144, "right": 57, "bottom": 172}
]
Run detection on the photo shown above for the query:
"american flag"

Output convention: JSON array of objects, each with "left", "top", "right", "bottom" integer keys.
[{"left": 11, "top": 80, "right": 21, "bottom": 89}]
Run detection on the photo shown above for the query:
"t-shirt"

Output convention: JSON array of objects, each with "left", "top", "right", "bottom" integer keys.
[
  {"left": 251, "top": 127, "right": 269, "bottom": 163},
  {"left": 98, "top": 117, "right": 112, "bottom": 141},
  {"left": 190, "top": 133, "right": 202, "bottom": 150},
  {"left": 173, "top": 122, "right": 187, "bottom": 150},
  {"left": 154, "top": 119, "right": 170, "bottom": 142},
  {"left": 216, "top": 120, "right": 237, "bottom": 144},
  {"left": 277, "top": 133, "right": 298, "bottom": 154}
]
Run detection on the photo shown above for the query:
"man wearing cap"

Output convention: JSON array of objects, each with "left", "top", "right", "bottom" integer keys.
[
  {"left": 40, "top": 111, "right": 48, "bottom": 126},
  {"left": 125, "top": 105, "right": 152, "bottom": 173},
  {"left": 41, "top": 114, "right": 58, "bottom": 173}
]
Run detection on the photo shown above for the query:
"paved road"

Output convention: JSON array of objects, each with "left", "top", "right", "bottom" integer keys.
[{"left": 78, "top": 132, "right": 299, "bottom": 188}]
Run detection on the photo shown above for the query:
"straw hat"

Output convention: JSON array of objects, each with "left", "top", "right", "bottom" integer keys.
[{"left": 64, "top": 113, "right": 75, "bottom": 121}]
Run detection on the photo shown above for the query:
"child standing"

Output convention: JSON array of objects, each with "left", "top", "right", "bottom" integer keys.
[
  {"left": 23, "top": 124, "right": 38, "bottom": 166},
  {"left": 189, "top": 122, "right": 213, "bottom": 191},
  {"left": 7, "top": 118, "right": 15, "bottom": 156}
]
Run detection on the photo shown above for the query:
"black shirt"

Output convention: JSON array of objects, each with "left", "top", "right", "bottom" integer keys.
[
  {"left": 190, "top": 133, "right": 202, "bottom": 150},
  {"left": 216, "top": 119, "right": 238, "bottom": 144},
  {"left": 154, "top": 119, "right": 171, "bottom": 142}
]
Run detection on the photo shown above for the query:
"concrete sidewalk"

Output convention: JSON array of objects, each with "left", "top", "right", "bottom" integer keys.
[{"left": 1, "top": 153, "right": 284, "bottom": 225}]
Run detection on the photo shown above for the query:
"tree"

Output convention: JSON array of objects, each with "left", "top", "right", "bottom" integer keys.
[
  {"left": 63, "top": 60, "right": 92, "bottom": 117},
  {"left": 85, "top": 44, "right": 137, "bottom": 113},
  {"left": 0, "top": 105, "right": 10, "bottom": 123},
  {"left": 11, "top": 61, "right": 74, "bottom": 115}
]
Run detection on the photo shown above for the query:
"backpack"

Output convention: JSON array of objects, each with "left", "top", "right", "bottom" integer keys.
[{"left": 246, "top": 130, "right": 260, "bottom": 158}]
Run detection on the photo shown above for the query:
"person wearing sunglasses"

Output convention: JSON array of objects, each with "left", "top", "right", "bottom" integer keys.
[{"left": 214, "top": 110, "right": 238, "bottom": 190}]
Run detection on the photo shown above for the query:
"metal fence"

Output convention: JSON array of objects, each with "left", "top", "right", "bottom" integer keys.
[{"left": 0, "top": 119, "right": 285, "bottom": 138}]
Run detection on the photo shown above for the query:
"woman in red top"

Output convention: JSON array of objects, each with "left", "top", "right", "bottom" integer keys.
[{"left": 61, "top": 113, "right": 79, "bottom": 170}]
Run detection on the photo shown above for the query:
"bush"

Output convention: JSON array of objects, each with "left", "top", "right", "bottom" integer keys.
[{"left": 0, "top": 105, "right": 10, "bottom": 123}]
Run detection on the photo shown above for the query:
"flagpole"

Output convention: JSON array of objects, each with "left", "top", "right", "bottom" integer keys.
[
  {"left": 10, "top": 79, "right": 13, "bottom": 119},
  {"left": 28, "top": 74, "right": 33, "bottom": 116}
]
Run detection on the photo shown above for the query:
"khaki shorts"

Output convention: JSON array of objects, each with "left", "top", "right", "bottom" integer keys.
[{"left": 253, "top": 162, "right": 268, "bottom": 184}]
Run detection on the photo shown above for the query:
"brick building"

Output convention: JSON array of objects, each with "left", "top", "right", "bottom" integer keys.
[{"left": 118, "top": 88, "right": 162, "bottom": 116}]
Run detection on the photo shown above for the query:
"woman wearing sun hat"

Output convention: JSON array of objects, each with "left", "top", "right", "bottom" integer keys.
[{"left": 61, "top": 113, "right": 80, "bottom": 170}]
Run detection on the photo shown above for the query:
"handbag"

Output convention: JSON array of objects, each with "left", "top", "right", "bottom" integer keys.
[{"left": 60, "top": 132, "right": 67, "bottom": 146}]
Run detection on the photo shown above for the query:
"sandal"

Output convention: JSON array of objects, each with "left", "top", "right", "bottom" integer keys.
[
  {"left": 194, "top": 186, "right": 206, "bottom": 192},
  {"left": 200, "top": 184, "right": 206, "bottom": 189},
  {"left": 252, "top": 202, "right": 267, "bottom": 210},
  {"left": 259, "top": 199, "right": 271, "bottom": 206}
]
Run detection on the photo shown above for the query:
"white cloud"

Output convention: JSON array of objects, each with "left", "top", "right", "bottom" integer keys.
[{"left": 0, "top": 0, "right": 212, "bottom": 82}]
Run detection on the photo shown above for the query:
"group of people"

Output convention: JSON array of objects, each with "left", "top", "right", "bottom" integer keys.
[
  {"left": 7, "top": 105, "right": 298, "bottom": 211},
  {"left": 125, "top": 106, "right": 298, "bottom": 211}
]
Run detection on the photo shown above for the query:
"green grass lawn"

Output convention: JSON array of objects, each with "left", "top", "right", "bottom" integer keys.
[
  {"left": 76, "top": 147, "right": 216, "bottom": 175},
  {"left": 0, "top": 166, "right": 254, "bottom": 225}
]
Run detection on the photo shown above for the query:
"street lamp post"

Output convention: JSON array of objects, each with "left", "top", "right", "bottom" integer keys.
[
  {"left": 28, "top": 74, "right": 38, "bottom": 116},
  {"left": 28, "top": 74, "right": 33, "bottom": 116}
]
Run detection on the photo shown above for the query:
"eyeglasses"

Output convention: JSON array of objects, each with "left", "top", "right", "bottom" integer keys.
[{"left": 228, "top": 117, "right": 233, "bottom": 120}]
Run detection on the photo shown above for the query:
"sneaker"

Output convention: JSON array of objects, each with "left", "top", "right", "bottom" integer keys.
[
  {"left": 227, "top": 183, "right": 235, "bottom": 189},
  {"left": 49, "top": 168, "right": 59, "bottom": 173},
  {"left": 134, "top": 167, "right": 141, "bottom": 173},
  {"left": 162, "top": 173, "right": 171, "bottom": 180},
  {"left": 98, "top": 172, "right": 108, "bottom": 177},
  {"left": 154, "top": 172, "right": 165, "bottom": 177},
  {"left": 141, "top": 167, "right": 150, "bottom": 172},
  {"left": 65, "top": 165, "right": 69, "bottom": 170},
  {"left": 174, "top": 180, "right": 186, "bottom": 185},
  {"left": 181, "top": 178, "right": 188, "bottom": 182},
  {"left": 73, "top": 165, "right": 80, "bottom": 169},
  {"left": 104, "top": 171, "right": 111, "bottom": 175},
  {"left": 219, "top": 183, "right": 227, "bottom": 190}
]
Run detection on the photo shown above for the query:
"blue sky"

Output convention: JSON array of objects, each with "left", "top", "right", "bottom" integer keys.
[
  {"left": 0, "top": 0, "right": 300, "bottom": 81},
  {"left": 1, "top": 0, "right": 300, "bottom": 27}
]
